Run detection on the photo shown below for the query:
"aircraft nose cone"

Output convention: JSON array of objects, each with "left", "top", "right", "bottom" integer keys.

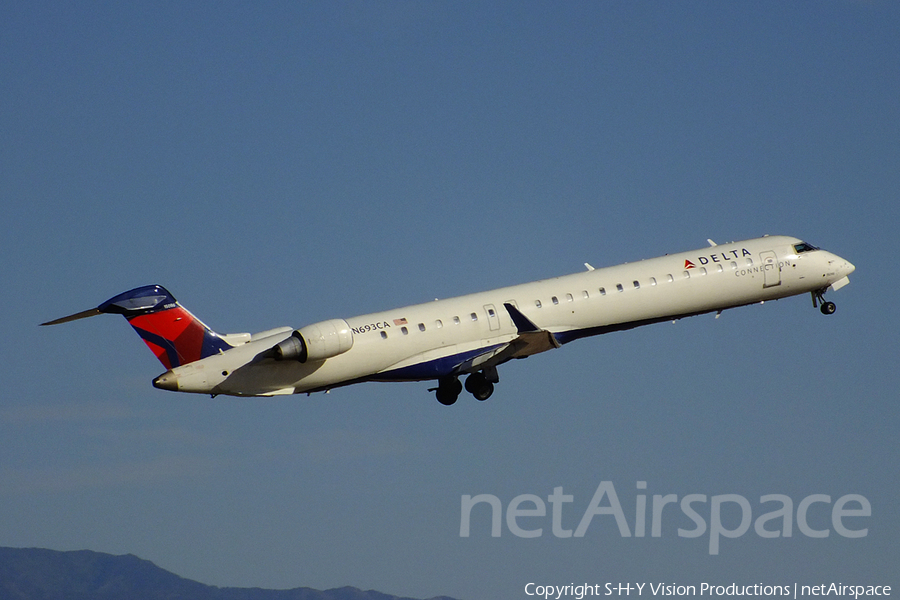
[
  {"left": 834, "top": 256, "right": 855, "bottom": 277},
  {"left": 153, "top": 371, "right": 178, "bottom": 391}
]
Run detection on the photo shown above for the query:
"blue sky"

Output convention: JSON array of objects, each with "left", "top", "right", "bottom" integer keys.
[{"left": 2, "top": 2, "right": 898, "bottom": 599}]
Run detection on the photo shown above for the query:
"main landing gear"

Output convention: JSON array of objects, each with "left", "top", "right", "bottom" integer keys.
[
  {"left": 433, "top": 377, "right": 462, "bottom": 406},
  {"left": 812, "top": 290, "right": 837, "bottom": 315},
  {"left": 465, "top": 371, "right": 495, "bottom": 401},
  {"left": 431, "top": 367, "right": 499, "bottom": 405}
]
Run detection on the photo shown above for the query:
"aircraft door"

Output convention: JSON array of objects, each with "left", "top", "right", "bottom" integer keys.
[
  {"left": 484, "top": 304, "right": 501, "bottom": 331},
  {"left": 760, "top": 251, "right": 781, "bottom": 288}
]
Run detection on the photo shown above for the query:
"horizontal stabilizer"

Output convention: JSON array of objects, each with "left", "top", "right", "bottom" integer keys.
[
  {"left": 40, "top": 308, "right": 102, "bottom": 326},
  {"left": 41, "top": 285, "right": 180, "bottom": 325}
]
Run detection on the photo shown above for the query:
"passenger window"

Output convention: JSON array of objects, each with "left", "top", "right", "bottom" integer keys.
[
  {"left": 566, "top": 293, "right": 573, "bottom": 302},
  {"left": 650, "top": 277, "right": 657, "bottom": 286},
  {"left": 633, "top": 280, "right": 640, "bottom": 289},
  {"left": 700, "top": 268, "right": 707, "bottom": 275},
  {"left": 730, "top": 261, "right": 737, "bottom": 270},
  {"left": 453, "top": 316, "right": 460, "bottom": 325},
  {"left": 418, "top": 323, "right": 426, "bottom": 332},
  {"left": 667, "top": 274, "right": 674, "bottom": 282},
  {"left": 488, "top": 308, "right": 496, "bottom": 317},
  {"left": 535, "top": 300, "right": 542, "bottom": 308},
  {"left": 599, "top": 287, "right": 606, "bottom": 296},
  {"left": 401, "top": 326, "right": 409, "bottom": 335},
  {"left": 380, "top": 331, "right": 388, "bottom": 339},
  {"left": 716, "top": 265, "right": 723, "bottom": 273},
  {"left": 470, "top": 312, "right": 478, "bottom": 321},
  {"left": 616, "top": 284, "right": 624, "bottom": 292},
  {"left": 552, "top": 296, "right": 559, "bottom": 305},
  {"left": 683, "top": 271, "right": 691, "bottom": 279},
  {"left": 582, "top": 290, "right": 589, "bottom": 299},
  {"left": 436, "top": 320, "right": 443, "bottom": 328}
]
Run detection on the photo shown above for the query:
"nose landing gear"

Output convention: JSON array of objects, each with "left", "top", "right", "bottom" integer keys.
[{"left": 812, "top": 291, "right": 836, "bottom": 315}]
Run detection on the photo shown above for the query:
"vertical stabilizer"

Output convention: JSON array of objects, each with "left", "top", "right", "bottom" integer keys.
[
  {"left": 95, "top": 285, "right": 233, "bottom": 368},
  {"left": 42, "top": 285, "right": 233, "bottom": 369}
]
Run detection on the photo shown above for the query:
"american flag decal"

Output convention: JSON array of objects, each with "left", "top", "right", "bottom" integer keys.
[{"left": 393, "top": 318, "right": 408, "bottom": 326}]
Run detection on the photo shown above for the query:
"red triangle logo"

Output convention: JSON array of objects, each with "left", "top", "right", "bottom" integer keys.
[{"left": 684, "top": 259, "right": 696, "bottom": 269}]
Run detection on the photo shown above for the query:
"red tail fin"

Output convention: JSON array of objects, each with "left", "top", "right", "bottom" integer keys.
[{"left": 97, "top": 286, "right": 233, "bottom": 369}]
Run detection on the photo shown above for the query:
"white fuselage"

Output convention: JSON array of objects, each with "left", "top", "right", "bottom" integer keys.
[{"left": 159, "top": 236, "right": 854, "bottom": 397}]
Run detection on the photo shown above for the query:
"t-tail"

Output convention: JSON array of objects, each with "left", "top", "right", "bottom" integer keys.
[{"left": 41, "top": 285, "right": 234, "bottom": 369}]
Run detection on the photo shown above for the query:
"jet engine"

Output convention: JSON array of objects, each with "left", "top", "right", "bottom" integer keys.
[{"left": 273, "top": 319, "right": 354, "bottom": 363}]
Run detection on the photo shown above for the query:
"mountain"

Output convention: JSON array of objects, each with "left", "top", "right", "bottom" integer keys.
[{"left": 0, "top": 548, "right": 461, "bottom": 600}]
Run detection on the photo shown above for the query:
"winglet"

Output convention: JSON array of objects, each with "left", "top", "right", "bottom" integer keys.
[
  {"left": 502, "top": 302, "right": 561, "bottom": 354},
  {"left": 503, "top": 303, "right": 540, "bottom": 334},
  {"left": 451, "top": 304, "right": 560, "bottom": 374}
]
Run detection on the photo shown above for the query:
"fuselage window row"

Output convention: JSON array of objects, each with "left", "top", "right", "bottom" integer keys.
[{"left": 379, "top": 255, "right": 761, "bottom": 342}]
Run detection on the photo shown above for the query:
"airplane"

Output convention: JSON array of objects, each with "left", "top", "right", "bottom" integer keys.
[{"left": 41, "top": 235, "right": 854, "bottom": 405}]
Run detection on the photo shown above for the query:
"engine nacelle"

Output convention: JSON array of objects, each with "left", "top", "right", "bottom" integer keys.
[{"left": 273, "top": 318, "right": 354, "bottom": 363}]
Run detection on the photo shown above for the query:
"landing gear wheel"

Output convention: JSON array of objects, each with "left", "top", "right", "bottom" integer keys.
[
  {"left": 435, "top": 389, "right": 457, "bottom": 406},
  {"left": 812, "top": 291, "right": 837, "bottom": 316},
  {"left": 473, "top": 382, "right": 493, "bottom": 401},
  {"left": 435, "top": 377, "right": 462, "bottom": 406},
  {"left": 465, "top": 372, "right": 494, "bottom": 401}
]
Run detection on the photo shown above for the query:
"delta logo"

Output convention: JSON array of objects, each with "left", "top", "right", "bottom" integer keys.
[{"left": 685, "top": 248, "right": 753, "bottom": 270}]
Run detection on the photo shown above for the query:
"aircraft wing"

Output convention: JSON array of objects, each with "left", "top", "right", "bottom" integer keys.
[{"left": 452, "top": 303, "right": 560, "bottom": 374}]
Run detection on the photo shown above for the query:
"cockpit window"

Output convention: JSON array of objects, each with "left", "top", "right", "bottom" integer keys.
[{"left": 793, "top": 242, "right": 820, "bottom": 254}]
